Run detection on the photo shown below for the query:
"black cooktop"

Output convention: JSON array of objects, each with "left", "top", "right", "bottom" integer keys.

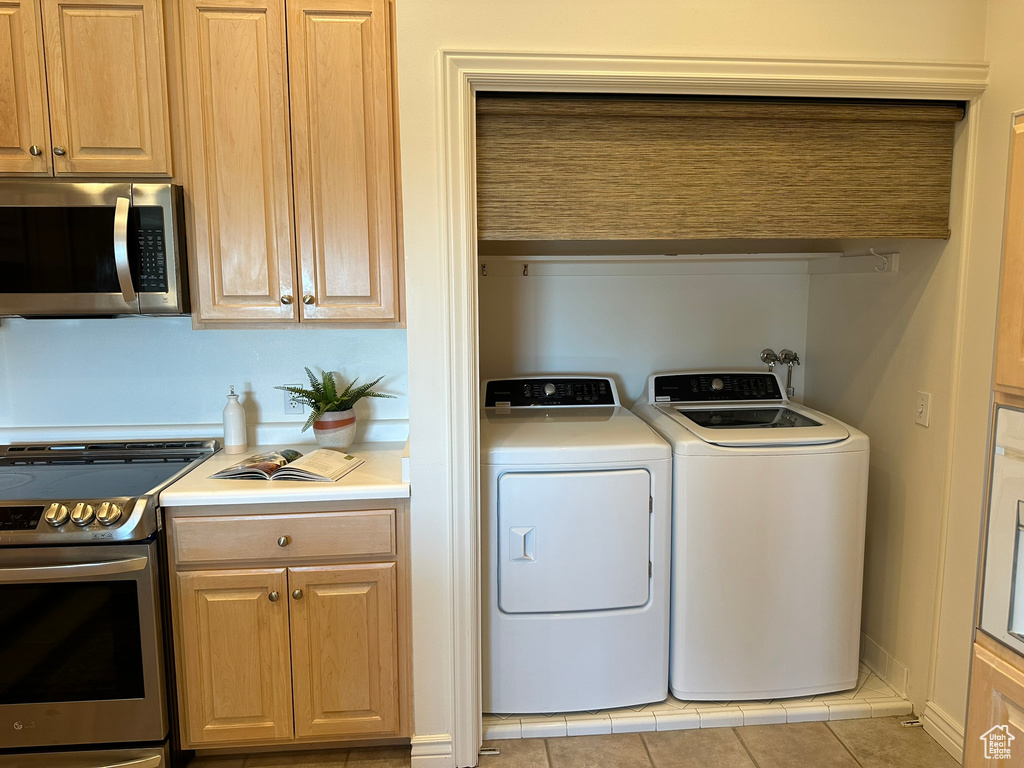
[{"left": 0, "top": 440, "right": 218, "bottom": 543}]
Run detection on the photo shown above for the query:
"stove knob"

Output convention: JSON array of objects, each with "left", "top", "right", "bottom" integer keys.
[
  {"left": 543, "top": 383, "right": 556, "bottom": 396},
  {"left": 70, "top": 503, "right": 95, "bottom": 526},
  {"left": 711, "top": 377, "right": 725, "bottom": 391},
  {"left": 96, "top": 502, "right": 123, "bottom": 526},
  {"left": 44, "top": 503, "right": 70, "bottom": 527}
]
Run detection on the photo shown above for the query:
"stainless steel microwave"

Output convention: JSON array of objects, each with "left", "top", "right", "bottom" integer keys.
[{"left": 0, "top": 181, "right": 188, "bottom": 317}]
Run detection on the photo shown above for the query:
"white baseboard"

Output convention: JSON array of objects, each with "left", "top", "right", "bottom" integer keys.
[
  {"left": 922, "top": 701, "right": 965, "bottom": 763},
  {"left": 411, "top": 733, "right": 455, "bottom": 767},
  {"left": 860, "top": 632, "right": 909, "bottom": 697}
]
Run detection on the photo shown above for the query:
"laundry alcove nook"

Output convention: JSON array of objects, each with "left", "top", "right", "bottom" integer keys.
[{"left": 417, "top": 50, "right": 987, "bottom": 767}]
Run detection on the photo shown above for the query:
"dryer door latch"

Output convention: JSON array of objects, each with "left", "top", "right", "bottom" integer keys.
[{"left": 510, "top": 527, "right": 536, "bottom": 561}]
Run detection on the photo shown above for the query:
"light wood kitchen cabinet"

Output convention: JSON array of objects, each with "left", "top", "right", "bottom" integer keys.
[
  {"left": 995, "top": 114, "right": 1024, "bottom": 393},
  {"left": 289, "top": 564, "right": 398, "bottom": 737},
  {"left": 965, "top": 634, "right": 1024, "bottom": 767},
  {"left": 168, "top": 503, "right": 410, "bottom": 750},
  {"left": 0, "top": 0, "right": 171, "bottom": 176},
  {"left": 0, "top": 0, "right": 49, "bottom": 174},
  {"left": 181, "top": 0, "right": 402, "bottom": 325},
  {"left": 177, "top": 568, "right": 294, "bottom": 744}
]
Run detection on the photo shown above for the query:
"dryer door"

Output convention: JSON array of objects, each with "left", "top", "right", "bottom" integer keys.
[{"left": 497, "top": 469, "right": 651, "bottom": 613}]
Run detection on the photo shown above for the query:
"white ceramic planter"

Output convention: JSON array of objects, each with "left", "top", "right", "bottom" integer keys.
[{"left": 312, "top": 409, "right": 357, "bottom": 451}]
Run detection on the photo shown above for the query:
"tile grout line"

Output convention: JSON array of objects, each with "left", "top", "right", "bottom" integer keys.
[
  {"left": 824, "top": 720, "right": 867, "bottom": 768},
  {"left": 732, "top": 726, "right": 764, "bottom": 768},
  {"left": 543, "top": 737, "right": 554, "bottom": 768},
  {"left": 638, "top": 732, "right": 657, "bottom": 767}
]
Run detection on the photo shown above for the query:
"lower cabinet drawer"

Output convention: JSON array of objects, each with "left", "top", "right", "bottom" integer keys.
[{"left": 173, "top": 509, "right": 396, "bottom": 564}]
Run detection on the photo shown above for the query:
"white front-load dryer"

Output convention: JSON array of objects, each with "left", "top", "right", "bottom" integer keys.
[
  {"left": 633, "top": 371, "right": 870, "bottom": 701},
  {"left": 481, "top": 377, "right": 671, "bottom": 714}
]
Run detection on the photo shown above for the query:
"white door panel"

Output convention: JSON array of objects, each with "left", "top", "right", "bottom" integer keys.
[{"left": 497, "top": 469, "right": 651, "bottom": 613}]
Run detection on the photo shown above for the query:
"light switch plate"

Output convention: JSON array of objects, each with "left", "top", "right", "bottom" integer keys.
[{"left": 915, "top": 391, "right": 931, "bottom": 427}]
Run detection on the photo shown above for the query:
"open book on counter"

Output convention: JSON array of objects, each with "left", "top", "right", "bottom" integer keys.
[{"left": 209, "top": 449, "right": 365, "bottom": 482}]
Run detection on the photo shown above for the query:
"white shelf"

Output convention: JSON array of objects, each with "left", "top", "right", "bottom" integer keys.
[{"left": 478, "top": 250, "right": 898, "bottom": 277}]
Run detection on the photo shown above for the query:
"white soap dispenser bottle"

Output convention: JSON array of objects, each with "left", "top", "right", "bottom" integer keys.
[{"left": 222, "top": 385, "right": 248, "bottom": 454}]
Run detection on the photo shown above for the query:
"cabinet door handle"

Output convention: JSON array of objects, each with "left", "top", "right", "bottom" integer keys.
[
  {"left": 281, "top": 294, "right": 294, "bottom": 305},
  {"left": 53, "top": 146, "right": 66, "bottom": 156},
  {"left": 29, "top": 145, "right": 42, "bottom": 156},
  {"left": 268, "top": 591, "right": 280, "bottom": 602},
  {"left": 292, "top": 589, "right": 303, "bottom": 600},
  {"left": 302, "top": 294, "right": 315, "bottom": 305},
  {"left": 277, "top": 535, "right": 290, "bottom": 547}
]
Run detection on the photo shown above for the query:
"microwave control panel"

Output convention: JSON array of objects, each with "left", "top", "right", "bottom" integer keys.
[{"left": 134, "top": 206, "right": 168, "bottom": 292}]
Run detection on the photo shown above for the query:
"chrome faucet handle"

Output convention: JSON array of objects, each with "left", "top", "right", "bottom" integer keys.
[
  {"left": 778, "top": 349, "right": 801, "bottom": 399},
  {"left": 760, "top": 348, "right": 779, "bottom": 371},
  {"left": 779, "top": 349, "right": 801, "bottom": 368}
]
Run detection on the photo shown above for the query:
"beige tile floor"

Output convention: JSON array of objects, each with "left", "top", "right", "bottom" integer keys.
[
  {"left": 480, "top": 717, "right": 959, "bottom": 768},
  {"left": 187, "top": 717, "right": 956, "bottom": 767},
  {"left": 483, "top": 665, "right": 910, "bottom": 739},
  {"left": 185, "top": 666, "right": 922, "bottom": 768},
  {"left": 188, "top": 745, "right": 411, "bottom": 768}
]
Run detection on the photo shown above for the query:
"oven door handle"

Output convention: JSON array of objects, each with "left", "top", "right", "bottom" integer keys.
[
  {"left": 113, "top": 195, "right": 138, "bottom": 304},
  {"left": 0, "top": 556, "right": 147, "bottom": 582},
  {"left": 89, "top": 756, "right": 163, "bottom": 768}
]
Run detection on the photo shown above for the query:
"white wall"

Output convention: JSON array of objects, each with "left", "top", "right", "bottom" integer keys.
[
  {"left": 927, "top": 0, "right": 1024, "bottom": 759},
  {"left": 479, "top": 271, "right": 808, "bottom": 403},
  {"left": 0, "top": 317, "right": 408, "bottom": 443},
  {"left": 804, "top": 234, "right": 963, "bottom": 712},
  {"left": 396, "top": 1, "right": 987, "bottom": 763}
]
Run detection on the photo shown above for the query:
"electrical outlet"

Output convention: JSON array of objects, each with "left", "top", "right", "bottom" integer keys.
[
  {"left": 284, "top": 386, "right": 304, "bottom": 415},
  {"left": 915, "top": 391, "right": 931, "bottom": 427}
]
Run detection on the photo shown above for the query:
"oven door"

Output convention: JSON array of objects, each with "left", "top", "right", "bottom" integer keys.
[
  {"left": 0, "top": 541, "right": 167, "bottom": 750},
  {"left": 981, "top": 406, "right": 1024, "bottom": 656}
]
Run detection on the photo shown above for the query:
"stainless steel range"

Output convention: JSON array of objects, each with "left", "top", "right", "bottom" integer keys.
[{"left": 0, "top": 439, "right": 217, "bottom": 768}]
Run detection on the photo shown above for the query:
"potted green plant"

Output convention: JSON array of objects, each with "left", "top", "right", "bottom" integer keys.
[{"left": 276, "top": 368, "right": 394, "bottom": 451}]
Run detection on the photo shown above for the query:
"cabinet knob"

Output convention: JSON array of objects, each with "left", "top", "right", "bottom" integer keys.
[
  {"left": 29, "top": 145, "right": 42, "bottom": 157},
  {"left": 268, "top": 591, "right": 280, "bottom": 602},
  {"left": 277, "top": 535, "right": 290, "bottom": 547},
  {"left": 53, "top": 146, "right": 66, "bottom": 156},
  {"left": 281, "top": 294, "right": 294, "bottom": 305},
  {"left": 302, "top": 294, "right": 315, "bottom": 305},
  {"left": 292, "top": 589, "right": 304, "bottom": 600}
]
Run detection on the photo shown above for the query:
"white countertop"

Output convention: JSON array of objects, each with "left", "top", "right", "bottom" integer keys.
[{"left": 159, "top": 442, "right": 410, "bottom": 506}]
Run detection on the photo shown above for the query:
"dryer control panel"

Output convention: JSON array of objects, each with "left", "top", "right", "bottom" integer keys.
[
  {"left": 485, "top": 378, "right": 618, "bottom": 407},
  {"left": 653, "top": 373, "right": 784, "bottom": 403}
]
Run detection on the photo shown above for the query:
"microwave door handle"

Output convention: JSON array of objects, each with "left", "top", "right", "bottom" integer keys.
[
  {"left": 0, "top": 556, "right": 148, "bottom": 582},
  {"left": 113, "top": 195, "right": 137, "bottom": 303}
]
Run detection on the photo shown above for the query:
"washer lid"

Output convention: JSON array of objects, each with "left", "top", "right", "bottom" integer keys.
[{"left": 660, "top": 403, "right": 850, "bottom": 447}]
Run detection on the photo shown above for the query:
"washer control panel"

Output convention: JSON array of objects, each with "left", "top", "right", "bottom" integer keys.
[
  {"left": 653, "top": 373, "right": 784, "bottom": 403},
  {"left": 485, "top": 378, "right": 618, "bottom": 407}
]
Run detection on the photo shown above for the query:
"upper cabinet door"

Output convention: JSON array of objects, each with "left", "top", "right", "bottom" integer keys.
[
  {"left": 995, "top": 115, "right": 1024, "bottom": 393},
  {"left": 40, "top": 0, "right": 170, "bottom": 175},
  {"left": 182, "top": 0, "right": 298, "bottom": 321},
  {"left": 0, "top": 0, "right": 50, "bottom": 174},
  {"left": 288, "top": 0, "right": 399, "bottom": 322}
]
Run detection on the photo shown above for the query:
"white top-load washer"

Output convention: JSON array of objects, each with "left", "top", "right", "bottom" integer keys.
[
  {"left": 633, "top": 371, "right": 869, "bottom": 701},
  {"left": 481, "top": 376, "right": 671, "bottom": 714}
]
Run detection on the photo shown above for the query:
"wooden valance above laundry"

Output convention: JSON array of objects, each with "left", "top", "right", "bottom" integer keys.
[{"left": 475, "top": 94, "right": 965, "bottom": 242}]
